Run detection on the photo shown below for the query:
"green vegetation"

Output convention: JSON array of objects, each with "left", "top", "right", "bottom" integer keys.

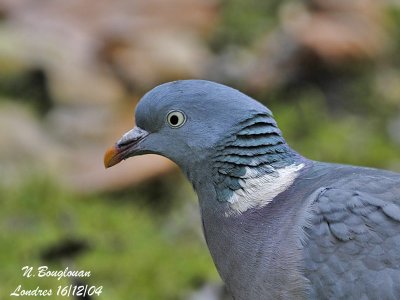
[
  {"left": 0, "top": 177, "right": 218, "bottom": 299},
  {"left": 271, "top": 89, "right": 400, "bottom": 170},
  {"left": 212, "top": 0, "right": 282, "bottom": 48}
]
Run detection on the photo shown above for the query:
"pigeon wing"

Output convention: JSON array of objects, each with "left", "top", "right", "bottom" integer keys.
[{"left": 303, "top": 176, "right": 400, "bottom": 299}]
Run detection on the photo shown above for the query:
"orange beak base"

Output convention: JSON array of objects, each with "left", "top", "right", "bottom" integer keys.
[
  {"left": 104, "top": 146, "right": 124, "bottom": 168},
  {"left": 104, "top": 127, "right": 149, "bottom": 169}
]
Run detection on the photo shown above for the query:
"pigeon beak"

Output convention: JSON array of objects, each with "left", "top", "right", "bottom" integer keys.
[{"left": 104, "top": 127, "right": 149, "bottom": 168}]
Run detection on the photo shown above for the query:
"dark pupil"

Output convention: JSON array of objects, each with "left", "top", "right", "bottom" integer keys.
[{"left": 169, "top": 114, "right": 179, "bottom": 125}]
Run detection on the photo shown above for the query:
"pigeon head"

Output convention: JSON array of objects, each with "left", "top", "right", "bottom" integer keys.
[
  {"left": 105, "top": 80, "right": 304, "bottom": 213},
  {"left": 105, "top": 80, "right": 269, "bottom": 168}
]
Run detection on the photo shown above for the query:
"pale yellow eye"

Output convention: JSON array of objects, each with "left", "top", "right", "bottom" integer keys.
[{"left": 166, "top": 111, "right": 186, "bottom": 128}]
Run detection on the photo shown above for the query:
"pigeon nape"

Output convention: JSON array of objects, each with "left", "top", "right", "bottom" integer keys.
[{"left": 104, "top": 80, "right": 400, "bottom": 300}]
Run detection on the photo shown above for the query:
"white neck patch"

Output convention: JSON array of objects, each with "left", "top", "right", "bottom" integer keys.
[{"left": 225, "top": 163, "right": 305, "bottom": 217}]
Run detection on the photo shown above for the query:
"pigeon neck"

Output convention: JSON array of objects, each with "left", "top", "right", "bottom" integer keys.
[
  {"left": 203, "top": 112, "right": 305, "bottom": 215},
  {"left": 200, "top": 185, "right": 310, "bottom": 299}
]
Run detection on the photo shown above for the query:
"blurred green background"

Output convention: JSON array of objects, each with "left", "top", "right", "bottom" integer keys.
[{"left": 1, "top": 0, "right": 400, "bottom": 299}]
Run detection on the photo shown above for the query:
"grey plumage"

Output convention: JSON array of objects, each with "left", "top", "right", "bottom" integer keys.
[
  {"left": 104, "top": 80, "right": 400, "bottom": 300},
  {"left": 303, "top": 164, "right": 400, "bottom": 299}
]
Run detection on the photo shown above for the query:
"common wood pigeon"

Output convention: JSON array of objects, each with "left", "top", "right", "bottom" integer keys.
[{"left": 104, "top": 80, "right": 400, "bottom": 299}]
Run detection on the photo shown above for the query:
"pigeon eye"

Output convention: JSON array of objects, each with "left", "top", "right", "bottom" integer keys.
[{"left": 166, "top": 110, "right": 186, "bottom": 128}]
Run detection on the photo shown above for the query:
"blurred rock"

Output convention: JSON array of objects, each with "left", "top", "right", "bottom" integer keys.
[
  {"left": 0, "top": 104, "right": 43, "bottom": 159},
  {"left": 282, "top": 0, "right": 387, "bottom": 63},
  {"left": 0, "top": 100, "right": 177, "bottom": 192},
  {"left": 246, "top": 0, "right": 390, "bottom": 91},
  {"left": 65, "top": 153, "right": 177, "bottom": 193},
  {"left": 0, "top": 0, "right": 218, "bottom": 192},
  {"left": 0, "top": 0, "right": 218, "bottom": 102},
  {"left": 0, "top": 101, "right": 63, "bottom": 184}
]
